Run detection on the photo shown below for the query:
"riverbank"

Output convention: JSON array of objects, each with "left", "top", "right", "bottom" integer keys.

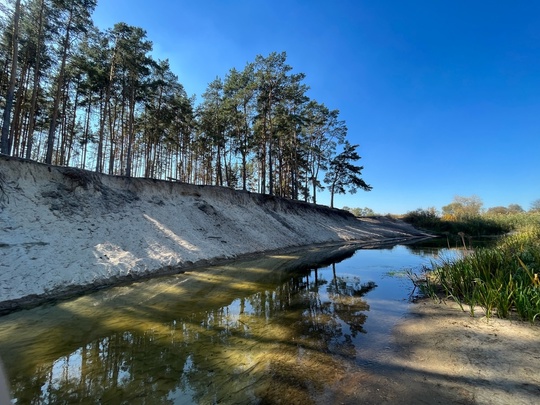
[
  {"left": 0, "top": 155, "right": 428, "bottom": 313},
  {"left": 390, "top": 298, "right": 540, "bottom": 405},
  {"left": 325, "top": 297, "right": 540, "bottom": 405}
]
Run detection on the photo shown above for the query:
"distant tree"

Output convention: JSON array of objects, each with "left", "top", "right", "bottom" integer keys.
[
  {"left": 486, "top": 206, "right": 509, "bottom": 215},
  {"left": 343, "top": 206, "right": 375, "bottom": 217},
  {"left": 324, "top": 141, "right": 371, "bottom": 208},
  {"left": 405, "top": 207, "right": 440, "bottom": 220},
  {"left": 442, "top": 195, "right": 483, "bottom": 220},
  {"left": 486, "top": 205, "right": 523, "bottom": 215},
  {"left": 402, "top": 207, "right": 441, "bottom": 229},
  {"left": 530, "top": 199, "right": 540, "bottom": 213},
  {"left": 507, "top": 204, "right": 524, "bottom": 213}
]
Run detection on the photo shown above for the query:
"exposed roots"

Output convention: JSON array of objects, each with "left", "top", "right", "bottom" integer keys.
[{"left": 0, "top": 171, "right": 8, "bottom": 207}]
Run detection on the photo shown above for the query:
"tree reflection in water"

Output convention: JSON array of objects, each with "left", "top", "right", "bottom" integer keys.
[{"left": 4, "top": 256, "right": 378, "bottom": 404}]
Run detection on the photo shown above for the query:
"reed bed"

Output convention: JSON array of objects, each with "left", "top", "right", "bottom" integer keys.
[{"left": 427, "top": 224, "right": 540, "bottom": 322}]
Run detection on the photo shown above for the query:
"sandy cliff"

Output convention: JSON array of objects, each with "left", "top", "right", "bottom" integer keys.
[{"left": 0, "top": 156, "right": 428, "bottom": 312}]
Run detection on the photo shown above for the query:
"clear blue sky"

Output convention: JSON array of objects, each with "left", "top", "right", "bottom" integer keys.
[{"left": 92, "top": 0, "right": 540, "bottom": 214}]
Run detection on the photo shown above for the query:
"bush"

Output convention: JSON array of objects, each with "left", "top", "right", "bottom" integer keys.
[{"left": 401, "top": 208, "right": 510, "bottom": 237}]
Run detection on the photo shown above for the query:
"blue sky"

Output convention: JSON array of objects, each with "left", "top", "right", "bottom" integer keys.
[{"left": 92, "top": 0, "right": 540, "bottom": 214}]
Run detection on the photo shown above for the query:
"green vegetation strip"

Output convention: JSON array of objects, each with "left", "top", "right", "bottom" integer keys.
[{"left": 412, "top": 213, "right": 540, "bottom": 323}]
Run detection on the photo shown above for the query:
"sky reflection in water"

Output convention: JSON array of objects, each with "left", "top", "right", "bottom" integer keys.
[{"left": 0, "top": 243, "right": 456, "bottom": 404}]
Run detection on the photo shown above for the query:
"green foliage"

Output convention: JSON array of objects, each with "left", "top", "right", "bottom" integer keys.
[
  {"left": 300, "top": 100, "right": 346, "bottom": 204},
  {"left": 401, "top": 207, "right": 439, "bottom": 228},
  {"left": 323, "top": 141, "right": 371, "bottom": 208},
  {"left": 343, "top": 206, "right": 376, "bottom": 217},
  {"left": 0, "top": 3, "right": 366, "bottom": 207},
  {"left": 401, "top": 207, "right": 510, "bottom": 237},
  {"left": 441, "top": 195, "right": 483, "bottom": 220},
  {"left": 429, "top": 224, "right": 540, "bottom": 322},
  {"left": 484, "top": 211, "right": 540, "bottom": 231},
  {"left": 486, "top": 204, "right": 524, "bottom": 215}
]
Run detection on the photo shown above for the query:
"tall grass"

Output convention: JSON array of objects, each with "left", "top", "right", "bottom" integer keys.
[
  {"left": 485, "top": 211, "right": 540, "bottom": 231},
  {"left": 428, "top": 223, "right": 540, "bottom": 322}
]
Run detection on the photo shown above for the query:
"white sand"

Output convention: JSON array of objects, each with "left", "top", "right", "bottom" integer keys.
[{"left": 0, "top": 156, "right": 427, "bottom": 311}]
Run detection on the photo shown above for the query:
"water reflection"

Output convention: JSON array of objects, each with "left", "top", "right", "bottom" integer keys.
[{"left": 0, "top": 242, "right": 452, "bottom": 404}]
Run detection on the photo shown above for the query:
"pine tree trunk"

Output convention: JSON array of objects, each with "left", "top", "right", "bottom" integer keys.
[
  {"left": 1, "top": 0, "right": 21, "bottom": 155},
  {"left": 46, "top": 9, "right": 73, "bottom": 164},
  {"left": 26, "top": 0, "right": 46, "bottom": 159},
  {"left": 9, "top": 62, "right": 28, "bottom": 156},
  {"left": 96, "top": 43, "right": 117, "bottom": 172},
  {"left": 125, "top": 88, "right": 136, "bottom": 177}
]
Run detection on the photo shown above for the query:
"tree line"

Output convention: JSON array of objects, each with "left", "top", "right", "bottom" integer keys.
[{"left": 0, "top": 0, "right": 371, "bottom": 206}]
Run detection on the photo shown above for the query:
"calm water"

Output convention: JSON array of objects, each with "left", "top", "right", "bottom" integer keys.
[{"left": 0, "top": 242, "right": 457, "bottom": 404}]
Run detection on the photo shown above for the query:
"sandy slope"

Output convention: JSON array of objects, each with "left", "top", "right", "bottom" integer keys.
[{"left": 0, "top": 156, "right": 427, "bottom": 312}]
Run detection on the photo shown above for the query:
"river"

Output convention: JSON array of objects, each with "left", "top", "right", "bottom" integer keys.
[{"left": 0, "top": 241, "right": 457, "bottom": 404}]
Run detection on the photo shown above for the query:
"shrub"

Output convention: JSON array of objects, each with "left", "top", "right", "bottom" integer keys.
[{"left": 402, "top": 209, "right": 510, "bottom": 237}]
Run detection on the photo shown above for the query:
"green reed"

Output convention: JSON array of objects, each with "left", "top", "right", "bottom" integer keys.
[{"left": 429, "top": 224, "right": 540, "bottom": 322}]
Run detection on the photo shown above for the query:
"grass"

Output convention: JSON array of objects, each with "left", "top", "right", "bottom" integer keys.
[{"left": 423, "top": 222, "right": 540, "bottom": 322}]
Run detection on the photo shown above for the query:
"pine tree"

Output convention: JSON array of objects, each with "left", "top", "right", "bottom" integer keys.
[
  {"left": 324, "top": 141, "right": 372, "bottom": 208},
  {"left": 0, "top": 0, "right": 21, "bottom": 155},
  {"left": 45, "top": 0, "right": 97, "bottom": 164}
]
